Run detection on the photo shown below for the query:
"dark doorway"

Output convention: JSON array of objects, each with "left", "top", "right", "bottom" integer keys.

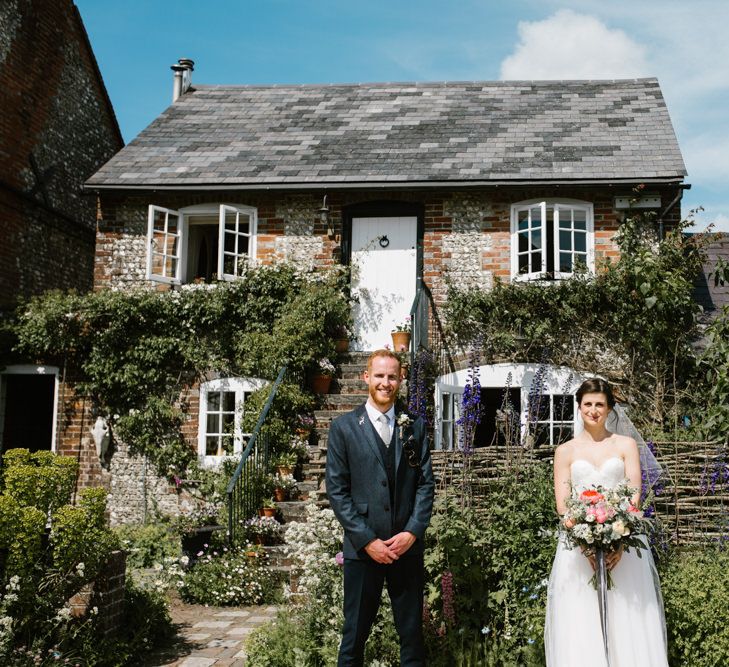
[
  {"left": 473, "top": 387, "right": 521, "bottom": 448},
  {"left": 1, "top": 374, "right": 55, "bottom": 452}
]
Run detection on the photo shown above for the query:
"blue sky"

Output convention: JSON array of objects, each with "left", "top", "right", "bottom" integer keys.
[{"left": 76, "top": 0, "right": 729, "bottom": 231}]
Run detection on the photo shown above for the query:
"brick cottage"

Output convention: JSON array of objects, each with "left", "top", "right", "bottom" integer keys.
[{"left": 60, "top": 61, "right": 693, "bottom": 521}]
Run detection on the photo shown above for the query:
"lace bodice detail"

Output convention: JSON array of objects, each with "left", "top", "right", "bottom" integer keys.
[{"left": 570, "top": 457, "right": 625, "bottom": 491}]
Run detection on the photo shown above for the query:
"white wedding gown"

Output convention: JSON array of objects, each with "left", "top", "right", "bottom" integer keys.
[{"left": 544, "top": 457, "right": 668, "bottom": 667}]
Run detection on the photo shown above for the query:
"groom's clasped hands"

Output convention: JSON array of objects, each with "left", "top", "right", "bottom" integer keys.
[{"left": 364, "top": 531, "right": 417, "bottom": 564}]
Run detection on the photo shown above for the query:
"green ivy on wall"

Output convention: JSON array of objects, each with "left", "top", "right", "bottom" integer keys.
[
  {"left": 12, "top": 264, "right": 353, "bottom": 477},
  {"left": 444, "top": 212, "right": 719, "bottom": 434}
]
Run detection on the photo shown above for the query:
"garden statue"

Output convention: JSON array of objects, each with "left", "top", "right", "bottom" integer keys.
[{"left": 91, "top": 415, "right": 111, "bottom": 459}]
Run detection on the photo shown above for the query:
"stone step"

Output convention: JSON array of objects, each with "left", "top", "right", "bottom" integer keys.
[
  {"left": 319, "top": 393, "right": 367, "bottom": 409},
  {"left": 335, "top": 378, "right": 367, "bottom": 394},
  {"left": 275, "top": 500, "right": 308, "bottom": 523},
  {"left": 264, "top": 545, "right": 292, "bottom": 568}
]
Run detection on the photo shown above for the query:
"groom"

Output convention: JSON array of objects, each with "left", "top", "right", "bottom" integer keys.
[{"left": 326, "top": 349, "right": 435, "bottom": 667}]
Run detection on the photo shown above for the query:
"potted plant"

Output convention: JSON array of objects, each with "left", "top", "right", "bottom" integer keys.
[
  {"left": 311, "top": 357, "right": 336, "bottom": 394},
  {"left": 391, "top": 316, "right": 412, "bottom": 352},
  {"left": 272, "top": 472, "right": 298, "bottom": 502},
  {"left": 242, "top": 515, "right": 282, "bottom": 545},
  {"left": 289, "top": 433, "right": 310, "bottom": 462},
  {"left": 333, "top": 325, "right": 352, "bottom": 353},
  {"left": 259, "top": 497, "right": 277, "bottom": 518},
  {"left": 295, "top": 413, "right": 315, "bottom": 439},
  {"left": 272, "top": 451, "right": 297, "bottom": 476}
]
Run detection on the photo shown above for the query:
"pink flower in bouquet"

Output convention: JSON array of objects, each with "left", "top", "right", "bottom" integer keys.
[
  {"left": 580, "top": 489, "right": 605, "bottom": 505},
  {"left": 628, "top": 504, "right": 643, "bottom": 517},
  {"left": 589, "top": 504, "right": 610, "bottom": 523}
]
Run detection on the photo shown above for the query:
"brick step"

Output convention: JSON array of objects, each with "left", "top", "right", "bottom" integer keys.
[
  {"left": 264, "top": 545, "right": 292, "bottom": 568},
  {"left": 319, "top": 393, "right": 367, "bottom": 409},
  {"left": 338, "top": 363, "right": 369, "bottom": 380},
  {"left": 275, "top": 500, "right": 308, "bottom": 523},
  {"left": 333, "top": 378, "right": 367, "bottom": 394}
]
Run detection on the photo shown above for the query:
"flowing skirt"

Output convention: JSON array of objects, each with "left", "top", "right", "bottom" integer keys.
[{"left": 544, "top": 534, "right": 668, "bottom": 667}]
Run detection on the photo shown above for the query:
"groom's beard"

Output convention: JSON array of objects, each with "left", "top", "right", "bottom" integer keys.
[{"left": 368, "top": 383, "right": 398, "bottom": 411}]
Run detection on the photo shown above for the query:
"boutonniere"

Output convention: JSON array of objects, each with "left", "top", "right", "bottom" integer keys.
[
  {"left": 358, "top": 415, "right": 365, "bottom": 426},
  {"left": 396, "top": 413, "right": 414, "bottom": 440}
]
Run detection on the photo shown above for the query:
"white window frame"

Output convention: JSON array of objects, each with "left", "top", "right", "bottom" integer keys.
[
  {"left": 434, "top": 363, "right": 585, "bottom": 450},
  {"left": 146, "top": 204, "right": 258, "bottom": 285},
  {"left": 510, "top": 199, "right": 594, "bottom": 281},
  {"left": 0, "top": 365, "right": 60, "bottom": 453},
  {"left": 197, "top": 377, "right": 267, "bottom": 467}
]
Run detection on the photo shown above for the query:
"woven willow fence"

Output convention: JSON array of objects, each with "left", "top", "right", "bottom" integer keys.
[{"left": 431, "top": 439, "right": 728, "bottom": 546}]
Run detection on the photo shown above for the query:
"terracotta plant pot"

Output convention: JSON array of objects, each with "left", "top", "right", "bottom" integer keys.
[
  {"left": 311, "top": 373, "right": 332, "bottom": 394},
  {"left": 274, "top": 487, "right": 287, "bottom": 502},
  {"left": 260, "top": 506, "right": 276, "bottom": 518},
  {"left": 391, "top": 331, "right": 411, "bottom": 352},
  {"left": 334, "top": 337, "right": 349, "bottom": 353},
  {"left": 276, "top": 465, "right": 294, "bottom": 476}
]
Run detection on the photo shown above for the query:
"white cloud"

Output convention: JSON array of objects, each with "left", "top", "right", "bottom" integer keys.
[{"left": 499, "top": 9, "right": 649, "bottom": 80}]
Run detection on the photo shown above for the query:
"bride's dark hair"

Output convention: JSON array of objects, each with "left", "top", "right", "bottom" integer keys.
[{"left": 575, "top": 378, "right": 616, "bottom": 409}]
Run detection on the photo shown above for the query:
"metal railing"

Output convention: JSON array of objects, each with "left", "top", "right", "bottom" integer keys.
[
  {"left": 226, "top": 365, "right": 287, "bottom": 546},
  {"left": 409, "top": 277, "right": 456, "bottom": 377}
]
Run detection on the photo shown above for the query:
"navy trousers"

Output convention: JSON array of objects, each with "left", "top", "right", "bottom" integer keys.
[{"left": 338, "top": 552, "right": 426, "bottom": 667}]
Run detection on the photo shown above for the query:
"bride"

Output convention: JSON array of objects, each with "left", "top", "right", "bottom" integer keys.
[{"left": 544, "top": 378, "right": 668, "bottom": 667}]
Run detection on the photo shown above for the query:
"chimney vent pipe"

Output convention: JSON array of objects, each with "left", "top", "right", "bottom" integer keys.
[{"left": 171, "top": 58, "right": 195, "bottom": 103}]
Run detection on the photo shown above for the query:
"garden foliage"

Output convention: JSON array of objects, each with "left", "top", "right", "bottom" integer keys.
[
  {"left": 444, "top": 213, "right": 712, "bottom": 431},
  {"left": 12, "top": 263, "right": 352, "bottom": 477},
  {"left": 0, "top": 448, "right": 171, "bottom": 665}
]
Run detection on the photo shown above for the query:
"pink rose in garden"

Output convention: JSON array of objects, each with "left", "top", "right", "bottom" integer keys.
[{"left": 335, "top": 551, "right": 344, "bottom": 566}]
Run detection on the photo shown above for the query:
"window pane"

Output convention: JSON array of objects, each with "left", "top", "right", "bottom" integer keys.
[
  {"left": 518, "top": 231, "right": 528, "bottom": 253},
  {"left": 165, "top": 257, "right": 177, "bottom": 277},
  {"left": 531, "top": 229, "right": 542, "bottom": 250},
  {"left": 223, "top": 391, "right": 236, "bottom": 412},
  {"left": 553, "top": 424, "right": 573, "bottom": 446},
  {"left": 225, "top": 209, "right": 238, "bottom": 231},
  {"left": 559, "top": 252, "right": 572, "bottom": 273},
  {"left": 221, "top": 436, "right": 234, "bottom": 455},
  {"left": 518, "top": 254, "right": 529, "bottom": 274},
  {"left": 206, "top": 436, "right": 218, "bottom": 456},
  {"left": 238, "top": 235, "right": 250, "bottom": 255},
  {"left": 553, "top": 394, "right": 574, "bottom": 421},
  {"left": 534, "top": 395, "right": 550, "bottom": 421},
  {"left": 207, "top": 392, "right": 221, "bottom": 411},
  {"left": 224, "top": 232, "right": 236, "bottom": 254},
  {"left": 574, "top": 210, "right": 587, "bottom": 230},
  {"left": 531, "top": 251, "right": 541, "bottom": 270},
  {"left": 167, "top": 216, "right": 179, "bottom": 235},
  {"left": 206, "top": 414, "right": 220, "bottom": 434},
  {"left": 558, "top": 209, "right": 572, "bottom": 230},
  {"left": 238, "top": 216, "right": 250, "bottom": 235},
  {"left": 518, "top": 210, "right": 529, "bottom": 231},
  {"left": 223, "top": 255, "right": 236, "bottom": 276},
  {"left": 534, "top": 423, "right": 550, "bottom": 448},
  {"left": 153, "top": 210, "right": 166, "bottom": 232},
  {"left": 222, "top": 412, "right": 234, "bottom": 430},
  {"left": 575, "top": 232, "right": 586, "bottom": 253},
  {"left": 559, "top": 230, "right": 572, "bottom": 251},
  {"left": 531, "top": 207, "right": 542, "bottom": 227}
]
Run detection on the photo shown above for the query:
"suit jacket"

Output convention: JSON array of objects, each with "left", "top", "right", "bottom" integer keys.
[{"left": 326, "top": 404, "right": 435, "bottom": 560}]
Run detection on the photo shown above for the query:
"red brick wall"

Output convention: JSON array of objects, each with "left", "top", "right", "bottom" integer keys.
[{"left": 0, "top": 0, "right": 122, "bottom": 308}]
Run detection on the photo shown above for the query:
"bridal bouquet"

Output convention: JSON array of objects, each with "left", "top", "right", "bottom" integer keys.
[{"left": 562, "top": 481, "right": 652, "bottom": 561}]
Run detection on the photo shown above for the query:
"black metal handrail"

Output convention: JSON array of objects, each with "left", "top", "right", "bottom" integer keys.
[
  {"left": 226, "top": 365, "right": 287, "bottom": 545},
  {"left": 409, "top": 278, "right": 456, "bottom": 377}
]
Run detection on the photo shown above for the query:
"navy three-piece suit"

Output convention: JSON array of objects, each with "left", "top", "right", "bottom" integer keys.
[{"left": 326, "top": 403, "right": 435, "bottom": 666}]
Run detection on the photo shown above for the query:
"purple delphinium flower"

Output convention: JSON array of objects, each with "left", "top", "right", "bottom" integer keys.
[{"left": 457, "top": 342, "right": 483, "bottom": 455}]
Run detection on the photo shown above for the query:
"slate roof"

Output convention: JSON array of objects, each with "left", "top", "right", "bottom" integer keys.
[{"left": 87, "top": 78, "right": 686, "bottom": 189}]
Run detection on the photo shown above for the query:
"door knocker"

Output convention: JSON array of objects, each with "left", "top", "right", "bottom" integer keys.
[{"left": 378, "top": 235, "right": 390, "bottom": 248}]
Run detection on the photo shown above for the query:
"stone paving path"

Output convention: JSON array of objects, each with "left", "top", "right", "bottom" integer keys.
[{"left": 146, "top": 600, "right": 279, "bottom": 666}]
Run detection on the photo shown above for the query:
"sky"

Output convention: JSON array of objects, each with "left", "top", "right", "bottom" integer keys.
[{"left": 76, "top": 0, "right": 729, "bottom": 232}]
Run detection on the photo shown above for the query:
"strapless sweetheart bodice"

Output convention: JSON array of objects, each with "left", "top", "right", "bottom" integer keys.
[{"left": 570, "top": 456, "right": 625, "bottom": 490}]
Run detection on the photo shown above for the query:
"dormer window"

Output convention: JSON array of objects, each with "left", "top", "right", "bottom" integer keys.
[
  {"left": 146, "top": 204, "right": 257, "bottom": 285},
  {"left": 510, "top": 200, "right": 594, "bottom": 280}
]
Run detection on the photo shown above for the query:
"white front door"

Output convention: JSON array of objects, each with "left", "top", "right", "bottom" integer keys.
[{"left": 351, "top": 216, "right": 417, "bottom": 351}]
